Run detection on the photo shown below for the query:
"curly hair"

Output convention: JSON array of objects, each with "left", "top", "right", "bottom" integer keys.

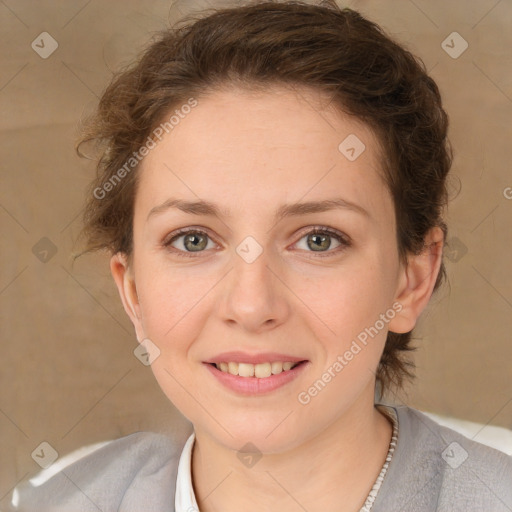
[{"left": 76, "top": 0, "right": 452, "bottom": 399}]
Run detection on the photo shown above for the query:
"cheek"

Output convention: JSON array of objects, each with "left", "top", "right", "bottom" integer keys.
[
  {"left": 291, "top": 256, "right": 393, "bottom": 343},
  {"left": 293, "top": 266, "right": 391, "bottom": 415},
  {"left": 134, "top": 267, "right": 215, "bottom": 416},
  {"left": 135, "top": 260, "right": 215, "bottom": 343}
]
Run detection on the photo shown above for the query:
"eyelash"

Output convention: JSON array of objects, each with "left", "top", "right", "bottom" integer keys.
[{"left": 162, "top": 226, "right": 351, "bottom": 259}]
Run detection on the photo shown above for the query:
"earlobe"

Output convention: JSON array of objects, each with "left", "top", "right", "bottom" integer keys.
[
  {"left": 388, "top": 227, "right": 444, "bottom": 334},
  {"left": 110, "top": 252, "right": 144, "bottom": 340}
]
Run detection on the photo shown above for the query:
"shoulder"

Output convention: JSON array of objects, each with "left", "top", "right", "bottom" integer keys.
[
  {"left": 7, "top": 431, "right": 186, "bottom": 512},
  {"left": 375, "top": 404, "right": 512, "bottom": 512}
]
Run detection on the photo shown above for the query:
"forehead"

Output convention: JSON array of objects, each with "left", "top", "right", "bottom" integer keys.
[
  {"left": 136, "top": 85, "right": 390, "bottom": 219},
  {"left": 149, "top": 84, "right": 382, "bottom": 157}
]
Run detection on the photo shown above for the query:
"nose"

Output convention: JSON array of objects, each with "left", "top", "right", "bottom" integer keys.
[{"left": 219, "top": 243, "right": 291, "bottom": 334}]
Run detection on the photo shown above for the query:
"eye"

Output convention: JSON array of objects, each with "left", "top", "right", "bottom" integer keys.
[
  {"left": 163, "top": 228, "right": 218, "bottom": 257},
  {"left": 293, "top": 226, "right": 351, "bottom": 257},
  {"left": 162, "top": 226, "right": 351, "bottom": 259}
]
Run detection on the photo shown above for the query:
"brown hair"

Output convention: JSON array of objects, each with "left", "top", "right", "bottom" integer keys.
[{"left": 76, "top": 0, "right": 452, "bottom": 399}]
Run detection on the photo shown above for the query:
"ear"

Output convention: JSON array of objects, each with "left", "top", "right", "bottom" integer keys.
[
  {"left": 387, "top": 226, "right": 444, "bottom": 334},
  {"left": 110, "top": 252, "right": 145, "bottom": 342}
]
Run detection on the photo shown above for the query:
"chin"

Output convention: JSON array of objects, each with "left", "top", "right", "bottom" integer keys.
[{"left": 200, "top": 413, "right": 308, "bottom": 455}]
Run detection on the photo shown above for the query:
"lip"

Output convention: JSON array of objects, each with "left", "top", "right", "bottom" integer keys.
[
  {"left": 204, "top": 360, "right": 310, "bottom": 395},
  {"left": 204, "top": 351, "right": 306, "bottom": 365}
]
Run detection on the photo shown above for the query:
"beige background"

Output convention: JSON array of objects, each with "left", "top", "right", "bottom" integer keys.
[{"left": 1, "top": 0, "right": 511, "bottom": 500}]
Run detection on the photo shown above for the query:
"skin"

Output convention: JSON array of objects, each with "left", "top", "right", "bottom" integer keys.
[{"left": 111, "top": 84, "right": 443, "bottom": 512}]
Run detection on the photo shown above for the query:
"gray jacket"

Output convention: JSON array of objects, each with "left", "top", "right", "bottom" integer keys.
[{"left": 5, "top": 405, "right": 512, "bottom": 511}]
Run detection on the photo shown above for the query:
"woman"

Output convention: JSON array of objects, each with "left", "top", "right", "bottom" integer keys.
[{"left": 9, "top": 1, "right": 512, "bottom": 511}]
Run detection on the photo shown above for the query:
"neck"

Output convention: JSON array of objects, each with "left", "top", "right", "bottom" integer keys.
[{"left": 191, "top": 387, "right": 393, "bottom": 512}]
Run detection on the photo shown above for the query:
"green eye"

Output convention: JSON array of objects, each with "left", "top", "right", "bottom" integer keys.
[
  {"left": 163, "top": 226, "right": 351, "bottom": 259},
  {"left": 294, "top": 227, "right": 351, "bottom": 257},
  {"left": 164, "top": 229, "right": 215, "bottom": 257}
]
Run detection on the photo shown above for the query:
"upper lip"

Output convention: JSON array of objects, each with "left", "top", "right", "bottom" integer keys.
[{"left": 204, "top": 351, "right": 307, "bottom": 364}]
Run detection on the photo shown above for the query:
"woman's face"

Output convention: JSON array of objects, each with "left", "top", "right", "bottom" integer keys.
[{"left": 113, "top": 85, "right": 412, "bottom": 453}]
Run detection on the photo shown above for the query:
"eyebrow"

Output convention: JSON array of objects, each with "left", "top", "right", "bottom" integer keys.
[{"left": 147, "top": 197, "right": 370, "bottom": 223}]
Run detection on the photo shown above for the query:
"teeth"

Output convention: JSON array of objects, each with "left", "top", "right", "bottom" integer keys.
[
  {"left": 271, "top": 361, "right": 283, "bottom": 375},
  {"left": 255, "top": 362, "right": 271, "bottom": 378},
  {"left": 238, "top": 363, "right": 254, "bottom": 377},
  {"left": 228, "top": 362, "right": 239, "bottom": 375},
  {"left": 214, "top": 361, "right": 300, "bottom": 378}
]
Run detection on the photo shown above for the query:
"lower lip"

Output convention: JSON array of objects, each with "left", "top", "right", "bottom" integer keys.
[{"left": 204, "top": 362, "right": 309, "bottom": 395}]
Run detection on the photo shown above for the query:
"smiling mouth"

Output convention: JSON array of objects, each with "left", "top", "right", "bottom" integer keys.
[{"left": 208, "top": 361, "right": 307, "bottom": 378}]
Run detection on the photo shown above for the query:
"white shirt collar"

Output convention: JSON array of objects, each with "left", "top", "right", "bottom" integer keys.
[{"left": 174, "top": 432, "right": 199, "bottom": 512}]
